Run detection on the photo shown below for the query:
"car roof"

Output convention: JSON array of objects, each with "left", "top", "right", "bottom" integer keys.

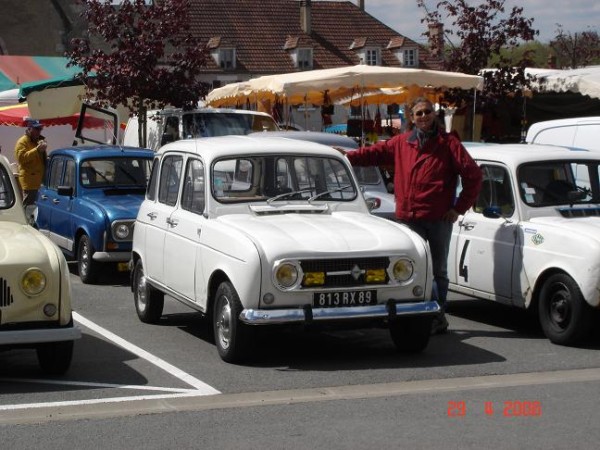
[
  {"left": 465, "top": 142, "right": 600, "bottom": 165},
  {"left": 249, "top": 131, "right": 359, "bottom": 149},
  {"left": 50, "top": 145, "right": 154, "bottom": 160},
  {"left": 158, "top": 135, "right": 344, "bottom": 160}
]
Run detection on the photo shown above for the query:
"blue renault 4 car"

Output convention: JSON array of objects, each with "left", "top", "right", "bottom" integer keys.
[{"left": 36, "top": 145, "right": 154, "bottom": 283}]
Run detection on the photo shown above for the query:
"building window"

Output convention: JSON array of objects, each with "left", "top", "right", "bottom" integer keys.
[
  {"left": 399, "top": 49, "right": 418, "bottom": 67},
  {"left": 297, "top": 48, "right": 313, "bottom": 70},
  {"left": 365, "top": 48, "right": 379, "bottom": 66},
  {"left": 219, "top": 48, "right": 236, "bottom": 70}
]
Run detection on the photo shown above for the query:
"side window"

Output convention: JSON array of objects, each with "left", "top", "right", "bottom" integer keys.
[
  {"left": 63, "top": 159, "right": 76, "bottom": 188},
  {"left": 181, "top": 158, "right": 205, "bottom": 214},
  {"left": 158, "top": 155, "right": 183, "bottom": 206},
  {"left": 0, "top": 165, "right": 16, "bottom": 209},
  {"left": 146, "top": 158, "right": 160, "bottom": 201},
  {"left": 474, "top": 165, "right": 515, "bottom": 216},
  {"left": 47, "top": 157, "right": 65, "bottom": 190}
]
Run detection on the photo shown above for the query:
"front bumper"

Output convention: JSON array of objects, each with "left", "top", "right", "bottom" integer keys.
[
  {"left": 240, "top": 300, "right": 440, "bottom": 325},
  {"left": 0, "top": 325, "right": 82, "bottom": 346}
]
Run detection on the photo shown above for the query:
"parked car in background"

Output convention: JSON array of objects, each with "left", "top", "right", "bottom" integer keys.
[
  {"left": 449, "top": 143, "right": 600, "bottom": 345},
  {"left": 131, "top": 135, "right": 439, "bottom": 363},
  {"left": 124, "top": 107, "right": 280, "bottom": 150},
  {"left": 251, "top": 131, "right": 396, "bottom": 219},
  {"left": 0, "top": 154, "right": 80, "bottom": 375},
  {"left": 526, "top": 116, "right": 600, "bottom": 151},
  {"left": 36, "top": 146, "right": 154, "bottom": 283}
]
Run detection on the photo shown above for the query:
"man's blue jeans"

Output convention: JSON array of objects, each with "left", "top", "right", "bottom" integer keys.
[{"left": 399, "top": 220, "right": 453, "bottom": 310}]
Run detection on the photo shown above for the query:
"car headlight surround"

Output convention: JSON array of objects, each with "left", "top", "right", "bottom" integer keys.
[
  {"left": 112, "top": 220, "right": 134, "bottom": 241},
  {"left": 388, "top": 257, "right": 415, "bottom": 284},
  {"left": 273, "top": 260, "right": 303, "bottom": 290},
  {"left": 21, "top": 268, "right": 47, "bottom": 296}
]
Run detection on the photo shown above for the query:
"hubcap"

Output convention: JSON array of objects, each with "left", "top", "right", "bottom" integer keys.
[
  {"left": 549, "top": 284, "right": 571, "bottom": 329},
  {"left": 136, "top": 269, "right": 148, "bottom": 312},
  {"left": 216, "top": 296, "right": 232, "bottom": 350},
  {"left": 80, "top": 240, "right": 89, "bottom": 276}
]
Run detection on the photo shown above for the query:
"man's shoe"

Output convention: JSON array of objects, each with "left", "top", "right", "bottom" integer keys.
[{"left": 431, "top": 314, "right": 449, "bottom": 335}]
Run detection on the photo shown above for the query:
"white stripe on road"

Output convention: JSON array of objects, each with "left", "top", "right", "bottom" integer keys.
[
  {"left": 0, "top": 378, "right": 196, "bottom": 393},
  {"left": 72, "top": 312, "right": 220, "bottom": 395}
]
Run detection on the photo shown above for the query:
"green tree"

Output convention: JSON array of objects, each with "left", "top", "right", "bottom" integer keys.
[
  {"left": 66, "top": 0, "right": 209, "bottom": 147},
  {"left": 550, "top": 25, "right": 600, "bottom": 68}
]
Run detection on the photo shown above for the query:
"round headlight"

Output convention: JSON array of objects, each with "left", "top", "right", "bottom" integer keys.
[
  {"left": 391, "top": 259, "right": 414, "bottom": 283},
  {"left": 21, "top": 268, "right": 47, "bottom": 296},
  {"left": 114, "top": 224, "right": 131, "bottom": 239},
  {"left": 275, "top": 263, "right": 299, "bottom": 289}
]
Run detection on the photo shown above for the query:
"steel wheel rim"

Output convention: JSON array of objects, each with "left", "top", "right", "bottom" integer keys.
[
  {"left": 216, "top": 296, "right": 232, "bottom": 350},
  {"left": 136, "top": 268, "right": 148, "bottom": 312},
  {"left": 79, "top": 240, "right": 89, "bottom": 276},
  {"left": 549, "top": 283, "right": 571, "bottom": 329}
]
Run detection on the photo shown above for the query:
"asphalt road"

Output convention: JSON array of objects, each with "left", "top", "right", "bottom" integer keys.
[{"left": 2, "top": 267, "right": 600, "bottom": 448}]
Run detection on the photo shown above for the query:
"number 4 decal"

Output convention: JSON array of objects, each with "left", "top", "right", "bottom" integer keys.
[{"left": 459, "top": 239, "right": 470, "bottom": 282}]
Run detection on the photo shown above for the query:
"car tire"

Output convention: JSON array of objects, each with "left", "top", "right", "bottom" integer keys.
[
  {"left": 77, "top": 234, "right": 99, "bottom": 284},
  {"left": 389, "top": 316, "right": 433, "bottom": 353},
  {"left": 36, "top": 340, "right": 74, "bottom": 376},
  {"left": 213, "top": 281, "right": 252, "bottom": 363},
  {"left": 133, "top": 259, "right": 164, "bottom": 324},
  {"left": 538, "top": 273, "right": 593, "bottom": 345}
]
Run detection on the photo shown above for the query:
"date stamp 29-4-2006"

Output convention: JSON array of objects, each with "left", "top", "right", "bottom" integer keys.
[{"left": 447, "top": 401, "right": 542, "bottom": 418}]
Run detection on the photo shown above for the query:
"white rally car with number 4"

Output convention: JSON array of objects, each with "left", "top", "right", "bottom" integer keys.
[{"left": 450, "top": 143, "right": 600, "bottom": 345}]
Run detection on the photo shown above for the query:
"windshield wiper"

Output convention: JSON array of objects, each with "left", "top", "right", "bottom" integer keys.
[
  {"left": 308, "top": 184, "right": 354, "bottom": 202},
  {"left": 267, "top": 188, "right": 314, "bottom": 204}
]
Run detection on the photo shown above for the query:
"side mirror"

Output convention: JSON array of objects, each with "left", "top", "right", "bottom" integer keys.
[
  {"left": 365, "top": 197, "right": 381, "bottom": 212},
  {"left": 57, "top": 185, "right": 74, "bottom": 197}
]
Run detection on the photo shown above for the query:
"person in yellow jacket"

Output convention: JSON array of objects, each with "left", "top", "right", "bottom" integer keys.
[{"left": 14, "top": 119, "right": 48, "bottom": 206}]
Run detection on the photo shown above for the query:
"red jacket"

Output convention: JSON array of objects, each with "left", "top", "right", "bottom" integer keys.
[{"left": 347, "top": 129, "right": 482, "bottom": 221}]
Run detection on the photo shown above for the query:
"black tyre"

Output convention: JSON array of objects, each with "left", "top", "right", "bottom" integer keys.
[
  {"left": 538, "top": 273, "right": 593, "bottom": 345},
  {"left": 77, "top": 234, "right": 99, "bottom": 284},
  {"left": 133, "top": 259, "right": 164, "bottom": 324},
  {"left": 36, "top": 340, "right": 74, "bottom": 376},
  {"left": 213, "top": 281, "right": 252, "bottom": 363},
  {"left": 389, "top": 316, "right": 433, "bottom": 353}
]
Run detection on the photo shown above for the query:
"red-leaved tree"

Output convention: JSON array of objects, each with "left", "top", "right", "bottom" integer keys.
[
  {"left": 550, "top": 25, "right": 600, "bottom": 69},
  {"left": 66, "top": 0, "right": 209, "bottom": 147}
]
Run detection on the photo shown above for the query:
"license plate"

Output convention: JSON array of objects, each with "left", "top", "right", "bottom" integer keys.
[
  {"left": 117, "top": 262, "right": 130, "bottom": 272},
  {"left": 313, "top": 290, "right": 377, "bottom": 308}
]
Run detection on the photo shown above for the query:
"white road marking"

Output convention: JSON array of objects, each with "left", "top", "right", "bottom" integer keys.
[
  {"left": 72, "top": 311, "right": 220, "bottom": 394},
  {"left": 0, "top": 378, "right": 196, "bottom": 393}
]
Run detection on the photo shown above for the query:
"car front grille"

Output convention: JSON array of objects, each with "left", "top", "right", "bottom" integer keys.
[
  {"left": 299, "top": 257, "right": 390, "bottom": 288},
  {"left": 1, "top": 277, "right": 14, "bottom": 307}
]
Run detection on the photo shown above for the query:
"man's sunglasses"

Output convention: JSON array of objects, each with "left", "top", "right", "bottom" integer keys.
[{"left": 413, "top": 109, "right": 433, "bottom": 117}]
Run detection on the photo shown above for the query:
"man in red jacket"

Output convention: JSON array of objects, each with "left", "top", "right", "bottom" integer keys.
[{"left": 345, "top": 97, "right": 482, "bottom": 334}]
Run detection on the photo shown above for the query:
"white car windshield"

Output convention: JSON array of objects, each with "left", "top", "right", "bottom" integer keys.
[{"left": 212, "top": 155, "right": 358, "bottom": 203}]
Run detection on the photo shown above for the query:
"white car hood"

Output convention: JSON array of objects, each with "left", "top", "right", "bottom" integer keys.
[
  {"left": 0, "top": 222, "right": 54, "bottom": 265},
  {"left": 217, "top": 211, "right": 417, "bottom": 257}
]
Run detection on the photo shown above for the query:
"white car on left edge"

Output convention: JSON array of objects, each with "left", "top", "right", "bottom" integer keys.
[
  {"left": 0, "top": 155, "right": 80, "bottom": 375},
  {"left": 131, "top": 135, "right": 438, "bottom": 363}
]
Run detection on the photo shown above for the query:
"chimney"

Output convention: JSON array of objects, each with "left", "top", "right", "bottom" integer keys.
[
  {"left": 358, "top": 1, "right": 365, "bottom": 10},
  {"left": 428, "top": 22, "right": 444, "bottom": 59},
  {"left": 301, "top": 0, "right": 312, "bottom": 34}
]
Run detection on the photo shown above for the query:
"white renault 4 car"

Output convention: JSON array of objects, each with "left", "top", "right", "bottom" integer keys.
[
  {"left": 131, "top": 136, "right": 438, "bottom": 363},
  {"left": 451, "top": 143, "right": 600, "bottom": 345}
]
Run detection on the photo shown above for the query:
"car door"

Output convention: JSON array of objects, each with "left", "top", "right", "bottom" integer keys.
[
  {"left": 38, "top": 157, "right": 76, "bottom": 252},
  {"left": 450, "top": 164, "right": 518, "bottom": 302},
  {"left": 37, "top": 155, "right": 65, "bottom": 235},
  {"left": 163, "top": 157, "right": 207, "bottom": 302},
  {"left": 139, "top": 153, "right": 184, "bottom": 285}
]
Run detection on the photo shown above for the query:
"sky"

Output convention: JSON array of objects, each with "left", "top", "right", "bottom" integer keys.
[{"left": 361, "top": 0, "right": 600, "bottom": 44}]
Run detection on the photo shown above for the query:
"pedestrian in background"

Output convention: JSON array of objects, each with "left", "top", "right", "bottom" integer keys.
[
  {"left": 344, "top": 97, "right": 482, "bottom": 334},
  {"left": 14, "top": 118, "right": 48, "bottom": 207}
]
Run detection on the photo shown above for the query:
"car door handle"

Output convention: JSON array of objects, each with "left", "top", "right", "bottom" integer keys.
[
  {"left": 147, "top": 212, "right": 157, "bottom": 220},
  {"left": 166, "top": 218, "right": 178, "bottom": 227},
  {"left": 460, "top": 221, "right": 476, "bottom": 231},
  {"left": 52, "top": 199, "right": 60, "bottom": 204},
  {"left": 40, "top": 194, "right": 48, "bottom": 200}
]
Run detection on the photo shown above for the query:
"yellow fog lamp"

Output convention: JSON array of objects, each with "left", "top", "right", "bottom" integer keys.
[
  {"left": 303, "top": 271, "right": 325, "bottom": 286},
  {"left": 365, "top": 268, "right": 386, "bottom": 284},
  {"left": 21, "top": 268, "right": 47, "bottom": 296}
]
